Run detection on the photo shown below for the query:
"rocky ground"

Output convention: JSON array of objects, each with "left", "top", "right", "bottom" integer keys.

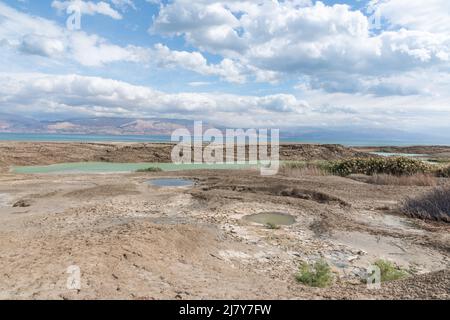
[{"left": 0, "top": 166, "right": 448, "bottom": 300}]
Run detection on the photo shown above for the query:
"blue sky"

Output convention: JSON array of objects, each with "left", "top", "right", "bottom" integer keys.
[{"left": 0, "top": 0, "right": 449, "bottom": 135}]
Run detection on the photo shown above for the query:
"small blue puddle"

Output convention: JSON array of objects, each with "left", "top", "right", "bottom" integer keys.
[{"left": 147, "top": 179, "right": 194, "bottom": 187}]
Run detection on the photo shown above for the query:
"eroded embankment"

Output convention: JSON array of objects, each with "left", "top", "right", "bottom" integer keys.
[{"left": 0, "top": 142, "right": 372, "bottom": 168}]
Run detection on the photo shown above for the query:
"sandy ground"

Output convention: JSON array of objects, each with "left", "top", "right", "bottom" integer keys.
[{"left": 0, "top": 167, "right": 449, "bottom": 300}]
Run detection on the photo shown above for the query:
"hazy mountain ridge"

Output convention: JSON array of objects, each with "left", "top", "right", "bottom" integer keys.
[
  {"left": 0, "top": 114, "right": 448, "bottom": 145},
  {"left": 0, "top": 114, "right": 200, "bottom": 135}
]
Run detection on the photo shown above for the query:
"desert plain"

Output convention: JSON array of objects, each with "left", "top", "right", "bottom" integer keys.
[{"left": 0, "top": 142, "right": 449, "bottom": 299}]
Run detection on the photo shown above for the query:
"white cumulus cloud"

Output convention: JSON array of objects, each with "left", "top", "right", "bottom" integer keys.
[{"left": 52, "top": 0, "right": 123, "bottom": 20}]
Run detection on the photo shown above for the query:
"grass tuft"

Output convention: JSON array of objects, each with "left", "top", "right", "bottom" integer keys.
[
  {"left": 280, "top": 161, "right": 331, "bottom": 176},
  {"left": 136, "top": 167, "right": 163, "bottom": 173},
  {"left": 374, "top": 259, "right": 408, "bottom": 282},
  {"left": 265, "top": 222, "right": 281, "bottom": 230},
  {"left": 295, "top": 260, "right": 334, "bottom": 288}
]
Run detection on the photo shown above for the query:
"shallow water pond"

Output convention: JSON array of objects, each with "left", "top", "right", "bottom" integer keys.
[
  {"left": 147, "top": 178, "right": 194, "bottom": 187},
  {"left": 243, "top": 212, "right": 296, "bottom": 226},
  {"left": 12, "top": 162, "right": 257, "bottom": 174}
]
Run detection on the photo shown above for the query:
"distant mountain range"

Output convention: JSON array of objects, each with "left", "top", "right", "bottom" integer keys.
[
  {"left": 0, "top": 113, "right": 200, "bottom": 136},
  {"left": 0, "top": 113, "right": 448, "bottom": 145}
]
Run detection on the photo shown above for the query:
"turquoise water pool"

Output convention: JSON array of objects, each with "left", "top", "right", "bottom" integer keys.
[
  {"left": 371, "top": 152, "right": 430, "bottom": 157},
  {"left": 12, "top": 162, "right": 257, "bottom": 174}
]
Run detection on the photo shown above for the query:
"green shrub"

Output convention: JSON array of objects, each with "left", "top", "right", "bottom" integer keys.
[
  {"left": 374, "top": 260, "right": 408, "bottom": 282},
  {"left": 136, "top": 166, "right": 163, "bottom": 173},
  {"left": 329, "top": 157, "right": 431, "bottom": 177},
  {"left": 434, "top": 165, "right": 450, "bottom": 178},
  {"left": 295, "top": 260, "right": 334, "bottom": 288}
]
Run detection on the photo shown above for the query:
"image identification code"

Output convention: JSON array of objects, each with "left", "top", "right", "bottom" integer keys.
[{"left": 179, "top": 304, "right": 272, "bottom": 318}]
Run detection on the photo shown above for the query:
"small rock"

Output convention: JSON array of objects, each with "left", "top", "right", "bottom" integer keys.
[
  {"left": 357, "top": 250, "right": 367, "bottom": 256},
  {"left": 13, "top": 199, "right": 31, "bottom": 208}
]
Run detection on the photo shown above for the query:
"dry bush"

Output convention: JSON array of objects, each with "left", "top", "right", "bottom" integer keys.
[
  {"left": 281, "top": 162, "right": 329, "bottom": 177},
  {"left": 402, "top": 186, "right": 450, "bottom": 222},
  {"left": 366, "top": 173, "right": 437, "bottom": 186},
  {"left": 434, "top": 165, "right": 450, "bottom": 178},
  {"left": 281, "top": 166, "right": 328, "bottom": 177}
]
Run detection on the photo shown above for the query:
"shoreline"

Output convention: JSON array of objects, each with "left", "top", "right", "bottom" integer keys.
[
  {"left": 0, "top": 139, "right": 449, "bottom": 149},
  {"left": 1, "top": 141, "right": 449, "bottom": 167},
  {"left": 0, "top": 132, "right": 448, "bottom": 147}
]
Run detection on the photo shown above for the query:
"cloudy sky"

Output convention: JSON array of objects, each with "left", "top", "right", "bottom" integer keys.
[{"left": 0, "top": 0, "right": 449, "bottom": 135}]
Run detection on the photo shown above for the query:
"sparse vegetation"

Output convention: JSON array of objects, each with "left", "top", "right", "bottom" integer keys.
[
  {"left": 281, "top": 165, "right": 328, "bottom": 177},
  {"left": 402, "top": 186, "right": 450, "bottom": 222},
  {"left": 265, "top": 222, "right": 281, "bottom": 230},
  {"left": 280, "top": 161, "right": 331, "bottom": 176},
  {"left": 136, "top": 166, "right": 163, "bottom": 173},
  {"left": 374, "top": 259, "right": 408, "bottom": 282},
  {"left": 365, "top": 173, "right": 437, "bottom": 186},
  {"left": 329, "top": 157, "right": 431, "bottom": 177},
  {"left": 282, "top": 158, "right": 442, "bottom": 179},
  {"left": 434, "top": 165, "right": 450, "bottom": 178},
  {"left": 295, "top": 260, "right": 334, "bottom": 288}
]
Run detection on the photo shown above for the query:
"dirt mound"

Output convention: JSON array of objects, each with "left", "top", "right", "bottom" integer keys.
[
  {"left": 64, "top": 184, "right": 140, "bottom": 199},
  {"left": 200, "top": 184, "right": 349, "bottom": 206},
  {"left": 0, "top": 142, "right": 175, "bottom": 167},
  {"left": 280, "top": 144, "right": 372, "bottom": 161}
]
